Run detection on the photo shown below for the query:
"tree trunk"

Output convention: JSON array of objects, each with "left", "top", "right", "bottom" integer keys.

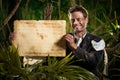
[
  {"left": 0, "top": 0, "right": 22, "bottom": 31},
  {"left": 44, "top": 3, "right": 53, "bottom": 20}
]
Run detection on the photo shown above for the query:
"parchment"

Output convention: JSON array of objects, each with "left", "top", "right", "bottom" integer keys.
[{"left": 13, "top": 20, "right": 66, "bottom": 57}]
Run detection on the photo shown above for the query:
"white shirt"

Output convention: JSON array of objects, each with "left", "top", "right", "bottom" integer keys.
[{"left": 75, "top": 32, "right": 87, "bottom": 47}]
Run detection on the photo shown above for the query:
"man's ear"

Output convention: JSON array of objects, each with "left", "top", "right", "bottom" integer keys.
[{"left": 85, "top": 17, "right": 88, "bottom": 24}]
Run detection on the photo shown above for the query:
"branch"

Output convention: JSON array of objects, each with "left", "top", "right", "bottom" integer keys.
[
  {"left": 70, "top": 0, "right": 76, "bottom": 7},
  {"left": 106, "top": 42, "right": 120, "bottom": 53},
  {"left": 0, "top": 0, "right": 2, "bottom": 11},
  {"left": 25, "top": 0, "right": 29, "bottom": 18},
  {"left": 58, "top": 0, "right": 60, "bottom": 19},
  {"left": 0, "top": 0, "right": 22, "bottom": 31},
  {"left": 109, "top": 0, "right": 112, "bottom": 16},
  {"left": 92, "top": 16, "right": 120, "bottom": 34}
]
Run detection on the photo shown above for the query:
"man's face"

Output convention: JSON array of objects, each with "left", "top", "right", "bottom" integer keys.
[{"left": 69, "top": 11, "right": 88, "bottom": 33}]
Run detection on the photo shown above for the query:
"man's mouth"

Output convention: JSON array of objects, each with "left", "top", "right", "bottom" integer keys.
[
  {"left": 74, "top": 23, "right": 84, "bottom": 28},
  {"left": 74, "top": 25, "right": 83, "bottom": 29}
]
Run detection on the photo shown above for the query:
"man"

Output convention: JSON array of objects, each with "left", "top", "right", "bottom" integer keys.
[{"left": 65, "top": 5, "right": 106, "bottom": 78}]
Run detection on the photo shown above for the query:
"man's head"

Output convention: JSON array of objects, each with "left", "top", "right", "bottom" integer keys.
[{"left": 68, "top": 5, "right": 88, "bottom": 33}]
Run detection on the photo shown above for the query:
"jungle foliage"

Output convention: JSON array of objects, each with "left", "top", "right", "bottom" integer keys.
[{"left": 0, "top": 0, "right": 120, "bottom": 80}]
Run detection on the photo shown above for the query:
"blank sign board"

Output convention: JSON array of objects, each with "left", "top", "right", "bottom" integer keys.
[{"left": 13, "top": 20, "right": 66, "bottom": 57}]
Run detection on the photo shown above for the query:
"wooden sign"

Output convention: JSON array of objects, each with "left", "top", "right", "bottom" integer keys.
[{"left": 13, "top": 20, "right": 66, "bottom": 57}]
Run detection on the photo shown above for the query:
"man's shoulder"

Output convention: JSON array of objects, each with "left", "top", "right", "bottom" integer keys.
[
  {"left": 86, "top": 33, "right": 105, "bottom": 51},
  {"left": 86, "top": 33, "right": 102, "bottom": 42}
]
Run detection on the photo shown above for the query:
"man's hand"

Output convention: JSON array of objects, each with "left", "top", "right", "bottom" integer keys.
[
  {"left": 65, "top": 34, "right": 77, "bottom": 50},
  {"left": 9, "top": 32, "right": 16, "bottom": 40}
]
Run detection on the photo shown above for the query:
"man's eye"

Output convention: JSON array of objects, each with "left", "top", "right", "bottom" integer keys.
[
  {"left": 71, "top": 19, "right": 75, "bottom": 22},
  {"left": 77, "top": 18, "right": 81, "bottom": 21}
]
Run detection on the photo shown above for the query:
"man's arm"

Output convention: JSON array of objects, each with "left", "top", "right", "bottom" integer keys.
[{"left": 74, "top": 48, "right": 104, "bottom": 67}]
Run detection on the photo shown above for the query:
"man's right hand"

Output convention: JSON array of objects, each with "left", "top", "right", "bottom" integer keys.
[{"left": 65, "top": 34, "right": 77, "bottom": 50}]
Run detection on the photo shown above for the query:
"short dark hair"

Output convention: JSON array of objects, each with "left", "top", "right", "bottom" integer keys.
[{"left": 68, "top": 5, "right": 88, "bottom": 18}]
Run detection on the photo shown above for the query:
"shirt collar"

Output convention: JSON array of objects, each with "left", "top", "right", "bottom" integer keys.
[{"left": 75, "top": 31, "right": 87, "bottom": 46}]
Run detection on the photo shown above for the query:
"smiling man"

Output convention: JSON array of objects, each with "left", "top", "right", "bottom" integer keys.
[{"left": 65, "top": 5, "right": 106, "bottom": 79}]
